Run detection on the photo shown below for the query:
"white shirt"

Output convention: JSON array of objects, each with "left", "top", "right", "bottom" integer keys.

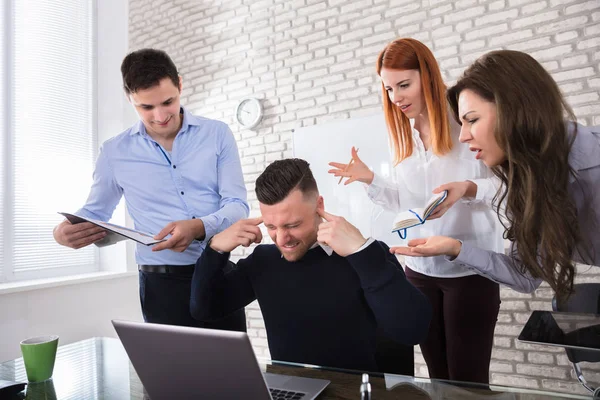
[{"left": 367, "top": 119, "right": 505, "bottom": 278}]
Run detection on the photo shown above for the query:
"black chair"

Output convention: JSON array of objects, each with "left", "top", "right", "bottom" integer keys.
[{"left": 552, "top": 283, "right": 600, "bottom": 396}]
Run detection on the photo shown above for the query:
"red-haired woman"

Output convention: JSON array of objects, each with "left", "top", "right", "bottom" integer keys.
[{"left": 329, "top": 38, "right": 504, "bottom": 384}]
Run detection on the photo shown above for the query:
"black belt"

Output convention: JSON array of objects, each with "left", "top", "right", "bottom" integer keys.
[{"left": 138, "top": 264, "right": 195, "bottom": 275}]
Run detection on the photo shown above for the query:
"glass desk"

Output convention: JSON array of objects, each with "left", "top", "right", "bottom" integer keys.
[{"left": 0, "top": 338, "right": 592, "bottom": 399}]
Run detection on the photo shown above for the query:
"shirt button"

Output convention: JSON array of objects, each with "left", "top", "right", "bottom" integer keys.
[
  {"left": 192, "top": 216, "right": 196, "bottom": 219},
  {"left": 173, "top": 165, "right": 177, "bottom": 169},
  {"left": 181, "top": 191, "right": 184, "bottom": 195}
]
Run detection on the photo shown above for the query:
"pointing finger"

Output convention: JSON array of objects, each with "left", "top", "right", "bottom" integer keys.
[
  {"left": 328, "top": 162, "right": 348, "bottom": 169},
  {"left": 317, "top": 208, "right": 336, "bottom": 221},
  {"left": 351, "top": 146, "right": 361, "bottom": 162},
  {"left": 152, "top": 236, "right": 177, "bottom": 252},
  {"left": 246, "top": 216, "right": 263, "bottom": 226},
  {"left": 330, "top": 170, "right": 353, "bottom": 177}
]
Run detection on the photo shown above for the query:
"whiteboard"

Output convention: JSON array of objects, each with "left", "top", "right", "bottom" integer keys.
[{"left": 293, "top": 113, "right": 402, "bottom": 247}]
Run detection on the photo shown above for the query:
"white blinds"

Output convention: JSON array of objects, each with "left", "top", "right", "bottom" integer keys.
[
  {"left": 2, "top": 0, "right": 97, "bottom": 281},
  {"left": 0, "top": 3, "right": 5, "bottom": 280}
]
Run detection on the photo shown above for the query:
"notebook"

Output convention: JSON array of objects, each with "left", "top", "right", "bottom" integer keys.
[{"left": 391, "top": 191, "right": 447, "bottom": 239}]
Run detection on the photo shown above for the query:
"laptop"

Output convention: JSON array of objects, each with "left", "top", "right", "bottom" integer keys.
[
  {"left": 518, "top": 310, "right": 600, "bottom": 352},
  {"left": 112, "top": 320, "right": 330, "bottom": 400}
]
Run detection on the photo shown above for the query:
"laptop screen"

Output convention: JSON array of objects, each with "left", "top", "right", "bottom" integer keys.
[{"left": 518, "top": 310, "right": 600, "bottom": 352}]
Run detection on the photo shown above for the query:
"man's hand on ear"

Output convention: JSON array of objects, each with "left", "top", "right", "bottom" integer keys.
[
  {"left": 317, "top": 209, "right": 368, "bottom": 257},
  {"left": 208, "top": 217, "right": 264, "bottom": 253}
]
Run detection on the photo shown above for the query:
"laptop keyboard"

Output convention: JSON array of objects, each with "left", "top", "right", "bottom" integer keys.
[{"left": 269, "top": 388, "right": 306, "bottom": 399}]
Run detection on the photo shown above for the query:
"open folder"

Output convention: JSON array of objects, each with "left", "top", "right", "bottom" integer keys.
[{"left": 58, "top": 212, "right": 166, "bottom": 247}]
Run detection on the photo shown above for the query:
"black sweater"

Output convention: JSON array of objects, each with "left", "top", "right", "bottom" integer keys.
[{"left": 191, "top": 240, "right": 431, "bottom": 372}]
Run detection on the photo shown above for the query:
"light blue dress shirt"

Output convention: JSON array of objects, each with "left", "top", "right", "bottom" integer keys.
[{"left": 77, "top": 107, "right": 249, "bottom": 265}]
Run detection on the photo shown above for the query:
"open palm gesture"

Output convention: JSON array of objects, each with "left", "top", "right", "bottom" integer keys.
[
  {"left": 390, "top": 236, "right": 462, "bottom": 258},
  {"left": 328, "top": 146, "right": 374, "bottom": 185}
]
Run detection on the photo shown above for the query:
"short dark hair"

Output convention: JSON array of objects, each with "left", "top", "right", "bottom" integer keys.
[
  {"left": 256, "top": 159, "right": 318, "bottom": 205},
  {"left": 120, "top": 48, "right": 179, "bottom": 94}
]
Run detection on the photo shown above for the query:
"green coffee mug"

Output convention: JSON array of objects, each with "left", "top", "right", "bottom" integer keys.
[{"left": 20, "top": 336, "right": 59, "bottom": 382}]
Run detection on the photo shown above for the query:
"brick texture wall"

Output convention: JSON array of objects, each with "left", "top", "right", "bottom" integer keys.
[{"left": 128, "top": 0, "right": 600, "bottom": 395}]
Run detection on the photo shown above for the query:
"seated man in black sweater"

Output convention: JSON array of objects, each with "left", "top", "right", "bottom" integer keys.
[{"left": 191, "top": 158, "right": 431, "bottom": 372}]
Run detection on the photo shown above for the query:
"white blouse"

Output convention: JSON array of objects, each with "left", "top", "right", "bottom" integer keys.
[{"left": 367, "top": 119, "right": 505, "bottom": 278}]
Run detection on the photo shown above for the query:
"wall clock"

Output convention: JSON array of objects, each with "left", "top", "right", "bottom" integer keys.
[{"left": 235, "top": 97, "right": 263, "bottom": 130}]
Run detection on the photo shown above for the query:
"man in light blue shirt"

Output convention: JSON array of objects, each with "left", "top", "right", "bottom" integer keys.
[{"left": 53, "top": 48, "right": 249, "bottom": 331}]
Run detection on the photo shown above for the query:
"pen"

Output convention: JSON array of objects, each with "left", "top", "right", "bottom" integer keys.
[
  {"left": 337, "top": 148, "right": 359, "bottom": 185},
  {"left": 360, "top": 373, "right": 371, "bottom": 400}
]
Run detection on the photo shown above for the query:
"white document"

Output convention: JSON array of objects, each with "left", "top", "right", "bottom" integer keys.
[{"left": 58, "top": 212, "right": 166, "bottom": 247}]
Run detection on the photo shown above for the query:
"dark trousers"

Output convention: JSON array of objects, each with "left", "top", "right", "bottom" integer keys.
[
  {"left": 405, "top": 267, "right": 500, "bottom": 384},
  {"left": 138, "top": 270, "right": 246, "bottom": 332}
]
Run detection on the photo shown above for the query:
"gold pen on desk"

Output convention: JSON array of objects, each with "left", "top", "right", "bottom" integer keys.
[{"left": 338, "top": 148, "right": 358, "bottom": 185}]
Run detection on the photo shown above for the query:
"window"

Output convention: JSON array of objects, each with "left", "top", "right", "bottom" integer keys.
[{"left": 1, "top": 0, "right": 97, "bottom": 283}]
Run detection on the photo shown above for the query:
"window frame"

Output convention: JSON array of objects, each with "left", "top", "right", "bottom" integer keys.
[{"left": 0, "top": 0, "right": 102, "bottom": 284}]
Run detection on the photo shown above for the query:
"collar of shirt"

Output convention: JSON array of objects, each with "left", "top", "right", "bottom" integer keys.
[
  {"left": 311, "top": 241, "right": 334, "bottom": 256},
  {"left": 409, "top": 114, "right": 461, "bottom": 156},
  {"left": 129, "top": 106, "right": 200, "bottom": 138},
  {"left": 409, "top": 118, "right": 419, "bottom": 140},
  {"left": 410, "top": 119, "right": 432, "bottom": 158}
]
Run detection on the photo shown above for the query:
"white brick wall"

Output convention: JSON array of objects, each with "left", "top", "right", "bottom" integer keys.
[{"left": 129, "top": 0, "right": 600, "bottom": 394}]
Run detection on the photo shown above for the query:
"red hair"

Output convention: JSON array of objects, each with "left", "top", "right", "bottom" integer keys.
[{"left": 376, "top": 38, "right": 452, "bottom": 164}]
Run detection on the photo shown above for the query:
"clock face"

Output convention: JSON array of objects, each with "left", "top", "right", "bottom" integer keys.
[{"left": 236, "top": 98, "right": 262, "bottom": 129}]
